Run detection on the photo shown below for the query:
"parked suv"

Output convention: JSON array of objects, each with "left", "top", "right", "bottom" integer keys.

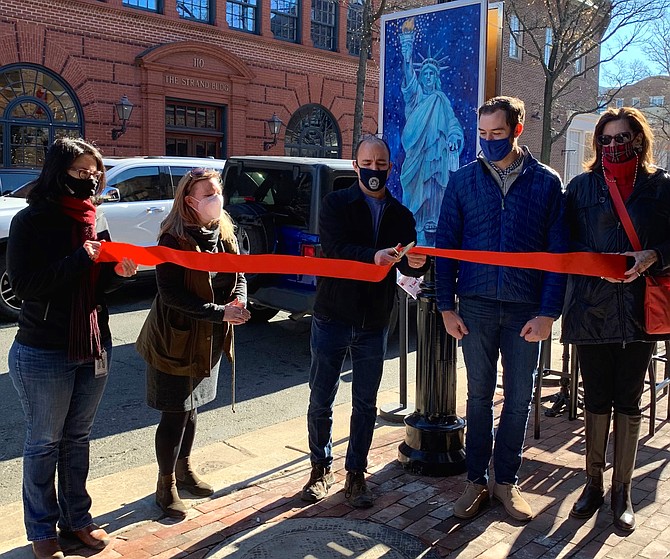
[
  {"left": 222, "top": 156, "right": 360, "bottom": 322},
  {"left": 0, "top": 156, "right": 225, "bottom": 320}
]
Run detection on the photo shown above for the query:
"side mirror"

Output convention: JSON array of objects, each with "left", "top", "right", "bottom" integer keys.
[{"left": 98, "top": 187, "right": 121, "bottom": 203}]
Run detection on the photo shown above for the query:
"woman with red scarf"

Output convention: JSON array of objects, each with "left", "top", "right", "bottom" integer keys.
[
  {"left": 7, "top": 138, "right": 137, "bottom": 559},
  {"left": 562, "top": 108, "right": 670, "bottom": 532}
]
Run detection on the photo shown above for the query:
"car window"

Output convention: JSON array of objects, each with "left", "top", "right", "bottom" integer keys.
[
  {"left": 107, "top": 166, "right": 163, "bottom": 202},
  {"left": 168, "top": 166, "right": 190, "bottom": 192},
  {"left": 225, "top": 167, "right": 312, "bottom": 226},
  {"left": 0, "top": 172, "right": 40, "bottom": 195},
  {"left": 169, "top": 165, "right": 225, "bottom": 195},
  {"left": 333, "top": 175, "right": 355, "bottom": 191}
]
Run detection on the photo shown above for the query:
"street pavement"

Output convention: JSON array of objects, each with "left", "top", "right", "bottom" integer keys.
[{"left": 1, "top": 333, "right": 669, "bottom": 558}]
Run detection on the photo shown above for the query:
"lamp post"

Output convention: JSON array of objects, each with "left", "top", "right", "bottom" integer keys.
[
  {"left": 263, "top": 113, "right": 283, "bottom": 151},
  {"left": 397, "top": 259, "right": 466, "bottom": 476},
  {"left": 111, "top": 95, "right": 134, "bottom": 140}
]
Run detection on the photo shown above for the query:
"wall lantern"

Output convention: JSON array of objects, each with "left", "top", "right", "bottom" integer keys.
[
  {"left": 111, "top": 95, "right": 134, "bottom": 140},
  {"left": 263, "top": 113, "right": 284, "bottom": 151}
]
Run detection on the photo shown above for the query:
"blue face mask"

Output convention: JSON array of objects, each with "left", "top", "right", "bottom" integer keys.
[
  {"left": 480, "top": 136, "right": 513, "bottom": 162},
  {"left": 358, "top": 167, "right": 388, "bottom": 192}
]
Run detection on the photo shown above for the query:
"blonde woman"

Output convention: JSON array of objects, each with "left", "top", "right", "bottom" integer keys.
[{"left": 136, "top": 168, "right": 250, "bottom": 519}]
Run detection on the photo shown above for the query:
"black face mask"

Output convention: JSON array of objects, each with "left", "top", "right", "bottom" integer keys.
[
  {"left": 358, "top": 167, "right": 388, "bottom": 192},
  {"left": 64, "top": 175, "right": 97, "bottom": 199}
]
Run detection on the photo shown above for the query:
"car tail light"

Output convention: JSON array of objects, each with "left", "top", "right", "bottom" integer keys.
[{"left": 301, "top": 244, "right": 321, "bottom": 258}]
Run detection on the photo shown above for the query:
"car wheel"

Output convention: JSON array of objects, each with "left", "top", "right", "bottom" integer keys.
[
  {"left": 0, "top": 254, "right": 21, "bottom": 321},
  {"left": 248, "top": 302, "right": 279, "bottom": 323}
]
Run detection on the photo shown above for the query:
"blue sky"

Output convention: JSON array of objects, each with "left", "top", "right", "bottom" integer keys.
[{"left": 599, "top": 24, "right": 666, "bottom": 86}]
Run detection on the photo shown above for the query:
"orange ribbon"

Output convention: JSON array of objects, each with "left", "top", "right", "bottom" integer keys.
[{"left": 99, "top": 242, "right": 628, "bottom": 282}]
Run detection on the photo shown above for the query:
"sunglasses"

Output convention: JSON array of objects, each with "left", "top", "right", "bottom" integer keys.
[
  {"left": 596, "top": 132, "right": 632, "bottom": 146},
  {"left": 187, "top": 167, "right": 210, "bottom": 179}
]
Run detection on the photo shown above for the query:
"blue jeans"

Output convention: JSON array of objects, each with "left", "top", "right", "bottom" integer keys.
[
  {"left": 307, "top": 314, "right": 388, "bottom": 472},
  {"left": 459, "top": 297, "right": 540, "bottom": 485},
  {"left": 8, "top": 341, "right": 111, "bottom": 541}
]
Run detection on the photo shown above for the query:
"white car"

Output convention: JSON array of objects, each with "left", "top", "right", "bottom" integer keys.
[{"left": 0, "top": 156, "right": 226, "bottom": 320}]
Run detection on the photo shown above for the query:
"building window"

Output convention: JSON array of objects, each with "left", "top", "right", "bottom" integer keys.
[
  {"left": 165, "top": 101, "right": 225, "bottom": 158},
  {"left": 509, "top": 14, "right": 522, "bottom": 60},
  {"left": 122, "top": 0, "right": 161, "bottom": 12},
  {"left": 650, "top": 96, "right": 665, "bottom": 107},
  {"left": 615, "top": 98, "right": 624, "bottom": 109},
  {"left": 0, "top": 64, "right": 83, "bottom": 168},
  {"left": 227, "top": 0, "right": 258, "bottom": 33},
  {"left": 176, "top": 0, "right": 212, "bottom": 23},
  {"left": 631, "top": 97, "right": 640, "bottom": 107},
  {"left": 544, "top": 28, "right": 553, "bottom": 66},
  {"left": 271, "top": 0, "right": 299, "bottom": 42},
  {"left": 311, "top": 0, "right": 337, "bottom": 51},
  {"left": 347, "top": 0, "right": 364, "bottom": 56},
  {"left": 284, "top": 104, "right": 341, "bottom": 158}
]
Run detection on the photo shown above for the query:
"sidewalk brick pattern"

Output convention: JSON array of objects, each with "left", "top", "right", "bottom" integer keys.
[{"left": 60, "top": 385, "right": 670, "bottom": 559}]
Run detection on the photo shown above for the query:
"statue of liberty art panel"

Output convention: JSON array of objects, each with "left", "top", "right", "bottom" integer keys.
[{"left": 380, "top": 1, "right": 486, "bottom": 247}]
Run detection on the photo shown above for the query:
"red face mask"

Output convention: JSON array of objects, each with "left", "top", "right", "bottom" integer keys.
[{"left": 602, "top": 141, "right": 637, "bottom": 164}]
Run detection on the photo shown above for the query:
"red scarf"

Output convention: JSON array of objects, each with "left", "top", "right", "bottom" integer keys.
[
  {"left": 602, "top": 156, "right": 638, "bottom": 203},
  {"left": 59, "top": 196, "right": 102, "bottom": 361}
]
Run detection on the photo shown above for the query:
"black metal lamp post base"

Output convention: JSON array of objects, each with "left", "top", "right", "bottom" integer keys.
[{"left": 398, "top": 412, "right": 466, "bottom": 476}]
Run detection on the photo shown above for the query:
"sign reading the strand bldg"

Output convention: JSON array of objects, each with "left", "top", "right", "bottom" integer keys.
[
  {"left": 164, "top": 57, "right": 230, "bottom": 91},
  {"left": 164, "top": 74, "right": 230, "bottom": 91}
]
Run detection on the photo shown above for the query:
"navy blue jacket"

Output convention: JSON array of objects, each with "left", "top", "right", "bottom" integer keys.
[{"left": 435, "top": 151, "right": 567, "bottom": 318}]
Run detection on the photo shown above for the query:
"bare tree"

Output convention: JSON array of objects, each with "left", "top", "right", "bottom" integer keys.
[
  {"left": 507, "top": 0, "right": 667, "bottom": 163},
  {"left": 349, "top": 0, "right": 419, "bottom": 157},
  {"left": 642, "top": 10, "right": 670, "bottom": 74}
]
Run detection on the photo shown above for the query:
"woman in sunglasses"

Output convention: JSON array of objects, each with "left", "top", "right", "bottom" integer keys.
[
  {"left": 136, "top": 168, "right": 250, "bottom": 519},
  {"left": 7, "top": 138, "right": 137, "bottom": 559},
  {"left": 562, "top": 107, "right": 670, "bottom": 531}
]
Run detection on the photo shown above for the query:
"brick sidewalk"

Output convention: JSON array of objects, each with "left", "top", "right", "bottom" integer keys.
[{"left": 52, "top": 384, "right": 670, "bottom": 559}]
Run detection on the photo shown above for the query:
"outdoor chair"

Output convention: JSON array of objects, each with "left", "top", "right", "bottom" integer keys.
[{"left": 647, "top": 340, "right": 670, "bottom": 437}]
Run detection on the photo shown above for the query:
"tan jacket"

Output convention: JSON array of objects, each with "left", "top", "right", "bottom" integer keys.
[{"left": 136, "top": 233, "right": 239, "bottom": 378}]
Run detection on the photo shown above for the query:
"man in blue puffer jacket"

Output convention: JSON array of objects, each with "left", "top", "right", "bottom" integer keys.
[{"left": 436, "top": 96, "right": 567, "bottom": 521}]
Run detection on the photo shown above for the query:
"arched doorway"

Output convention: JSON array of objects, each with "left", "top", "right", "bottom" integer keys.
[
  {"left": 0, "top": 64, "right": 83, "bottom": 167},
  {"left": 284, "top": 104, "right": 341, "bottom": 158}
]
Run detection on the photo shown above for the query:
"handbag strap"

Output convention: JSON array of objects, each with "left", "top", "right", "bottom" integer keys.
[{"left": 605, "top": 176, "right": 643, "bottom": 251}]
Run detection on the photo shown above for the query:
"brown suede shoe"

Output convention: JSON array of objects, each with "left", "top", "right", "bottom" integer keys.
[
  {"left": 59, "top": 523, "right": 111, "bottom": 550},
  {"left": 32, "top": 539, "right": 64, "bottom": 559}
]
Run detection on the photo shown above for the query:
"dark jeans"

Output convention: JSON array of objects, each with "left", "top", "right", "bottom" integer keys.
[
  {"left": 459, "top": 297, "right": 540, "bottom": 485},
  {"left": 307, "top": 314, "right": 388, "bottom": 472},
  {"left": 576, "top": 342, "right": 654, "bottom": 416},
  {"left": 8, "top": 341, "right": 111, "bottom": 541}
]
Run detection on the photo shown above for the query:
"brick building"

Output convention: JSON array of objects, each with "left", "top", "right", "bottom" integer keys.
[
  {"left": 0, "top": 0, "right": 390, "bottom": 167},
  {"left": 0, "top": 0, "right": 600, "bottom": 180}
]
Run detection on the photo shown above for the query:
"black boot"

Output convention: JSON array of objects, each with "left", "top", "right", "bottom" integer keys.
[
  {"left": 176, "top": 457, "right": 214, "bottom": 497},
  {"left": 611, "top": 413, "right": 641, "bottom": 532},
  {"left": 156, "top": 473, "right": 188, "bottom": 519},
  {"left": 571, "top": 411, "right": 611, "bottom": 519}
]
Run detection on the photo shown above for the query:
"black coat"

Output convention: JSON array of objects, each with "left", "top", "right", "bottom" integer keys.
[
  {"left": 313, "top": 183, "right": 429, "bottom": 329},
  {"left": 8, "top": 200, "right": 120, "bottom": 350},
  {"left": 561, "top": 168, "right": 670, "bottom": 345}
]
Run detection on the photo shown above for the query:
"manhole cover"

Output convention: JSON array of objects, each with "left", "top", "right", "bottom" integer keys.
[{"left": 206, "top": 518, "right": 440, "bottom": 558}]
